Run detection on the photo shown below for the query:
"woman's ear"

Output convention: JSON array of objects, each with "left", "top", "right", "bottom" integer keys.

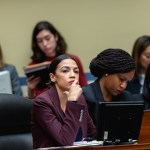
[{"left": 49, "top": 73, "right": 56, "bottom": 82}]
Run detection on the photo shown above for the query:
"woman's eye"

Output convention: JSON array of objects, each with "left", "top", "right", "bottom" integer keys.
[
  {"left": 143, "top": 53, "right": 150, "bottom": 59},
  {"left": 145, "top": 55, "right": 150, "bottom": 59},
  {"left": 37, "top": 39, "right": 42, "bottom": 43},
  {"left": 62, "top": 70, "right": 68, "bottom": 73},
  {"left": 45, "top": 37, "right": 50, "bottom": 41},
  {"left": 74, "top": 70, "right": 79, "bottom": 74},
  {"left": 119, "top": 77, "right": 129, "bottom": 84},
  {"left": 120, "top": 77, "right": 125, "bottom": 82}
]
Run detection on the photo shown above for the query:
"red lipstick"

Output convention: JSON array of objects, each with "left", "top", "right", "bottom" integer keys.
[
  {"left": 69, "top": 80, "right": 75, "bottom": 84},
  {"left": 116, "top": 90, "right": 122, "bottom": 95}
]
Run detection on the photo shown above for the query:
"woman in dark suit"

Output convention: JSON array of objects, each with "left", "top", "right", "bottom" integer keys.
[
  {"left": 133, "top": 63, "right": 150, "bottom": 109},
  {"left": 31, "top": 55, "right": 96, "bottom": 149},
  {"left": 82, "top": 48, "right": 136, "bottom": 125}
]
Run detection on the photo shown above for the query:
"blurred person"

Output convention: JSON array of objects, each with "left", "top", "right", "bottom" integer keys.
[
  {"left": 134, "top": 63, "right": 150, "bottom": 109},
  {"left": 126, "top": 35, "right": 150, "bottom": 94},
  {"left": 0, "top": 45, "right": 22, "bottom": 95},
  {"left": 82, "top": 48, "right": 136, "bottom": 125},
  {"left": 27, "top": 21, "right": 87, "bottom": 99}
]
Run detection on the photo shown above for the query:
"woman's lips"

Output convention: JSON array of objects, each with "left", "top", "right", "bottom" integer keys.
[
  {"left": 116, "top": 90, "right": 122, "bottom": 94},
  {"left": 69, "top": 80, "right": 75, "bottom": 84}
]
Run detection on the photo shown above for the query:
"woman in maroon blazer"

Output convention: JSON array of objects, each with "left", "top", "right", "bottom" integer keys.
[{"left": 31, "top": 54, "right": 96, "bottom": 149}]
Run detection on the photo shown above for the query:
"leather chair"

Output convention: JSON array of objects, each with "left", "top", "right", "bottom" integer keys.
[{"left": 0, "top": 94, "right": 33, "bottom": 150}]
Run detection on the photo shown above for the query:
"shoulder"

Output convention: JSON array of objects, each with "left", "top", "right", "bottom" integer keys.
[
  {"left": 4, "top": 64, "right": 15, "bottom": 69},
  {"left": 133, "top": 94, "right": 144, "bottom": 101},
  {"left": 33, "top": 89, "right": 52, "bottom": 105},
  {"left": 82, "top": 82, "right": 95, "bottom": 94},
  {"left": 34, "top": 86, "right": 58, "bottom": 103},
  {"left": 82, "top": 79, "right": 98, "bottom": 93},
  {"left": 3, "top": 64, "right": 17, "bottom": 72},
  {"left": 82, "top": 81, "right": 97, "bottom": 102},
  {"left": 133, "top": 94, "right": 150, "bottom": 110},
  {"left": 126, "top": 77, "right": 141, "bottom": 94}
]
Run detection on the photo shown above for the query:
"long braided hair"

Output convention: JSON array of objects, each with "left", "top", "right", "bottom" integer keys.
[{"left": 90, "top": 48, "right": 135, "bottom": 79}]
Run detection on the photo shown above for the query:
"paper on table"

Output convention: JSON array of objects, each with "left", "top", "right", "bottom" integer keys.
[{"left": 73, "top": 140, "right": 103, "bottom": 146}]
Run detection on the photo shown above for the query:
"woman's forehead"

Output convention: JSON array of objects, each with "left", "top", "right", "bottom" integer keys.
[{"left": 57, "top": 59, "right": 78, "bottom": 68}]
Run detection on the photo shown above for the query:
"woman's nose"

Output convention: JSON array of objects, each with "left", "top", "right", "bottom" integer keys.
[
  {"left": 70, "top": 71, "right": 75, "bottom": 77},
  {"left": 42, "top": 40, "right": 48, "bottom": 46},
  {"left": 120, "top": 81, "right": 127, "bottom": 89}
]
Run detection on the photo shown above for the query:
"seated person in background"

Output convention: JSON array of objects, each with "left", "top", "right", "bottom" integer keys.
[
  {"left": 126, "top": 35, "right": 150, "bottom": 94},
  {"left": 0, "top": 44, "right": 22, "bottom": 96},
  {"left": 31, "top": 55, "right": 96, "bottom": 149},
  {"left": 82, "top": 48, "right": 136, "bottom": 125},
  {"left": 27, "top": 21, "right": 87, "bottom": 99},
  {"left": 133, "top": 63, "right": 150, "bottom": 109}
]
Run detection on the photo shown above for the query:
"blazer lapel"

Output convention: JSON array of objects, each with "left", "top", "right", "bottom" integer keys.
[
  {"left": 48, "top": 86, "right": 65, "bottom": 120},
  {"left": 93, "top": 79, "right": 104, "bottom": 102}
]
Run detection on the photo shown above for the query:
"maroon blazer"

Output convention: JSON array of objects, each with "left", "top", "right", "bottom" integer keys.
[{"left": 31, "top": 86, "right": 96, "bottom": 149}]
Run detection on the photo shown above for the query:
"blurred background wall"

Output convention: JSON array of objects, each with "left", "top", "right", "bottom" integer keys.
[{"left": 0, "top": 0, "right": 150, "bottom": 76}]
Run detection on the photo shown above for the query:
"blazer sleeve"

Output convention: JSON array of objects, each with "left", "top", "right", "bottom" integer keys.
[
  {"left": 87, "top": 107, "right": 97, "bottom": 138},
  {"left": 33, "top": 97, "right": 86, "bottom": 146}
]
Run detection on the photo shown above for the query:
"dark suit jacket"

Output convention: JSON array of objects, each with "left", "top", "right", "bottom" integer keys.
[
  {"left": 82, "top": 79, "right": 135, "bottom": 125},
  {"left": 133, "top": 94, "right": 150, "bottom": 110},
  {"left": 31, "top": 86, "right": 96, "bottom": 149},
  {"left": 126, "top": 77, "right": 141, "bottom": 94}
]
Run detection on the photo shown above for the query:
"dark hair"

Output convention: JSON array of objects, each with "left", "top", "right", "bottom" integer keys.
[
  {"left": 0, "top": 45, "right": 4, "bottom": 69},
  {"left": 143, "top": 63, "right": 150, "bottom": 100},
  {"left": 90, "top": 48, "right": 135, "bottom": 78},
  {"left": 31, "top": 21, "right": 67, "bottom": 63},
  {"left": 48, "top": 54, "right": 76, "bottom": 87},
  {"left": 132, "top": 35, "right": 150, "bottom": 74}
]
